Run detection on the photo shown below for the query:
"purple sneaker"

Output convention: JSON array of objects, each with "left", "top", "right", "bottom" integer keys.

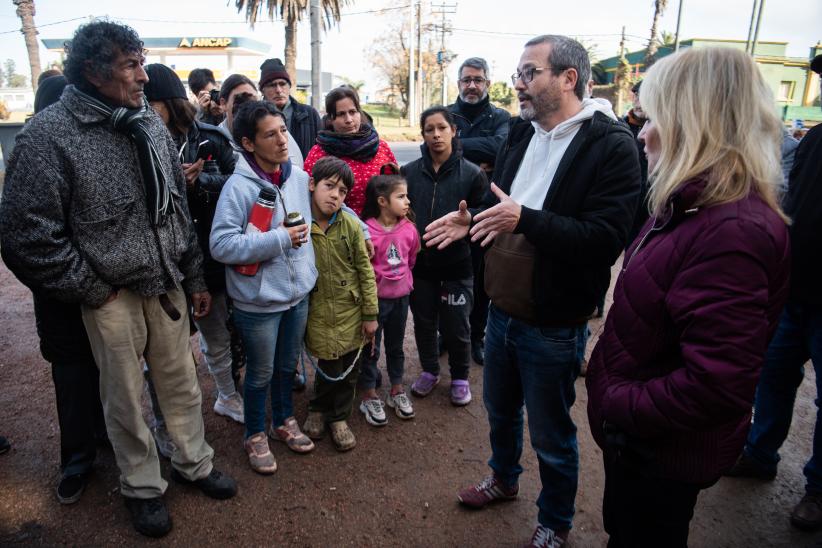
[
  {"left": 411, "top": 372, "right": 440, "bottom": 397},
  {"left": 451, "top": 380, "right": 472, "bottom": 406}
]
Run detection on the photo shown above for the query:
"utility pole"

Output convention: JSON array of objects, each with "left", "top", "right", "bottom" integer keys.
[
  {"left": 432, "top": 2, "right": 457, "bottom": 106},
  {"left": 416, "top": 1, "right": 422, "bottom": 118},
  {"left": 617, "top": 26, "right": 626, "bottom": 116},
  {"left": 745, "top": 0, "right": 759, "bottom": 54},
  {"left": 751, "top": 0, "right": 766, "bottom": 58},
  {"left": 673, "top": 0, "right": 684, "bottom": 51},
  {"left": 408, "top": 2, "right": 415, "bottom": 126},
  {"left": 310, "top": 0, "right": 321, "bottom": 110}
]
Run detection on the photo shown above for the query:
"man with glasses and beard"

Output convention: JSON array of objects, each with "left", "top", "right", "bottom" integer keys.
[
  {"left": 448, "top": 57, "right": 511, "bottom": 366},
  {"left": 426, "top": 35, "right": 640, "bottom": 547}
]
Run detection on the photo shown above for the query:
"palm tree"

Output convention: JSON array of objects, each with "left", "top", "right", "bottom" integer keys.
[
  {"left": 235, "top": 0, "right": 350, "bottom": 84},
  {"left": 13, "top": 0, "right": 41, "bottom": 89},
  {"left": 644, "top": 0, "right": 669, "bottom": 68}
]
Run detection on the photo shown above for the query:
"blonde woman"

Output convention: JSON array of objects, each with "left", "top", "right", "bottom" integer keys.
[{"left": 585, "top": 47, "right": 791, "bottom": 547}]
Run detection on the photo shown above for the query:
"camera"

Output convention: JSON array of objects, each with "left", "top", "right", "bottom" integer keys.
[{"left": 209, "top": 88, "right": 220, "bottom": 103}]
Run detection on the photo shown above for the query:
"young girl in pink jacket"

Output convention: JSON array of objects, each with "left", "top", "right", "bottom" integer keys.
[{"left": 357, "top": 171, "right": 420, "bottom": 426}]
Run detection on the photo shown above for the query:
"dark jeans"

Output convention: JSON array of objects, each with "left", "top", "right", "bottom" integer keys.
[
  {"left": 410, "top": 277, "right": 473, "bottom": 381},
  {"left": 232, "top": 298, "right": 308, "bottom": 438},
  {"left": 309, "top": 349, "right": 361, "bottom": 422},
  {"left": 33, "top": 293, "right": 106, "bottom": 477},
  {"left": 469, "top": 243, "right": 489, "bottom": 342},
  {"left": 484, "top": 305, "right": 588, "bottom": 531},
  {"left": 359, "top": 296, "right": 410, "bottom": 389},
  {"left": 744, "top": 301, "right": 822, "bottom": 494},
  {"left": 603, "top": 450, "right": 710, "bottom": 548}
]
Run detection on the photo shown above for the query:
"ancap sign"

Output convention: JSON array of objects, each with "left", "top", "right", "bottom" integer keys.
[{"left": 178, "top": 37, "right": 233, "bottom": 48}]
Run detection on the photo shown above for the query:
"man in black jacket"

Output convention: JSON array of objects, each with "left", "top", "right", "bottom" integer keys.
[
  {"left": 448, "top": 57, "right": 511, "bottom": 365},
  {"left": 426, "top": 35, "right": 640, "bottom": 547},
  {"left": 726, "top": 54, "right": 822, "bottom": 532},
  {"left": 259, "top": 58, "right": 322, "bottom": 159}
]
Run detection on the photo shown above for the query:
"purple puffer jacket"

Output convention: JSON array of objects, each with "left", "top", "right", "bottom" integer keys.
[{"left": 586, "top": 177, "right": 791, "bottom": 484}]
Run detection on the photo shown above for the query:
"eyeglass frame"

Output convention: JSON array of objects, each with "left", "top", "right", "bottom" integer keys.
[
  {"left": 458, "top": 76, "right": 488, "bottom": 87},
  {"left": 510, "top": 65, "right": 566, "bottom": 86}
]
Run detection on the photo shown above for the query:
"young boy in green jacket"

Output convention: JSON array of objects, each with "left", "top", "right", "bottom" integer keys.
[{"left": 302, "top": 156, "right": 378, "bottom": 451}]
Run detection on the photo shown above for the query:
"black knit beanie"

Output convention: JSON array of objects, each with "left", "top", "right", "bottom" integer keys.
[
  {"left": 144, "top": 63, "right": 187, "bottom": 102},
  {"left": 34, "top": 74, "right": 67, "bottom": 113},
  {"left": 259, "top": 58, "right": 291, "bottom": 88}
]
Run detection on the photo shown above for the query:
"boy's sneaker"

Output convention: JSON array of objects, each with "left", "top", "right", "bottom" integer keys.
[
  {"left": 359, "top": 398, "right": 388, "bottom": 426},
  {"left": 302, "top": 411, "right": 326, "bottom": 440},
  {"left": 411, "top": 372, "right": 440, "bottom": 397},
  {"left": 151, "top": 424, "right": 176, "bottom": 459},
  {"left": 458, "top": 475, "right": 519, "bottom": 508},
  {"left": 244, "top": 432, "right": 277, "bottom": 475},
  {"left": 387, "top": 391, "right": 415, "bottom": 419},
  {"left": 214, "top": 392, "right": 245, "bottom": 424},
  {"left": 450, "top": 380, "right": 472, "bottom": 406},
  {"left": 124, "top": 496, "right": 172, "bottom": 538},
  {"left": 270, "top": 417, "right": 315, "bottom": 453},
  {"left": 57, "top": 473, "right": 88, "bottom": 505},
  {"left": 329, "top": 420, "right": 356, "bottom": 452},
  {"left": 526, "top": 525, "right": 568, "bottom": 548}
]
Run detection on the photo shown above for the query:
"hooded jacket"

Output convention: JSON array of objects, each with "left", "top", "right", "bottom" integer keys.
[
  {"left": 482, "top": 100, "right": 641, "bottom": 325},
  {"left": 0, "top": 85, "right": 206, "bottom": 307},
  {"left": 209, "top": 154, "right": 317, "bottom": 314},
  {"left": 401, "top": 145, "right": 488, "bottom": 281}
]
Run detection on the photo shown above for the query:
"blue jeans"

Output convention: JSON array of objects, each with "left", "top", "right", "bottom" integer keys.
[
  {"left": 744, "top": 302, "right": 822, "bottom": 494},
  {"left": 232, "top": 298, "right": 309, "bottom": 439},
  {"left": 483, "top": 305, "right": 588, "bottom": 532}
]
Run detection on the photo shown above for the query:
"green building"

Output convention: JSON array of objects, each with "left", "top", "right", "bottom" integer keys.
[{"left": 596, "top": 39, "right": 822, "bottom": 125}]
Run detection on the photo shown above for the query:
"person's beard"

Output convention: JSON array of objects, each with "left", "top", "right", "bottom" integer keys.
[
  {"left": 518, "top": 90, "right": 559, "bottom": 122},
  {"left": 460, "top": 88, "right": 488, "bottom": 104}
]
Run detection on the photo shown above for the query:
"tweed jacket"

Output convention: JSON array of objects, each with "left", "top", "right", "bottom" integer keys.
[{"left": 0, "top": 85, "right": 206, "bottom": 307}]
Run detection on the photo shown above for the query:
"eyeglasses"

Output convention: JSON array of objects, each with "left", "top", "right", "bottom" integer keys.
[
  {"left": 511, "top": 66, "right": 563, "bottom": 86},
  {"left": 458, "top": 77, "right": 487, "bottom": 86}
]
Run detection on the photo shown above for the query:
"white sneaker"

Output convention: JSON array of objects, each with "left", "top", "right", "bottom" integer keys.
[
  {"left": 359, "top": 398, "right": 387, "bottom": 426},
  {"left": 387, "top": 391, "right": 415, "bottom": 419},
  {"left": 214, "top": 392, "right": 245, "bottom": 424}
]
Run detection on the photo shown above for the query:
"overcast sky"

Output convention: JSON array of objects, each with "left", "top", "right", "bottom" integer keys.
[{"left": 0, "top": 0, "right": 819, "bottom": 92}]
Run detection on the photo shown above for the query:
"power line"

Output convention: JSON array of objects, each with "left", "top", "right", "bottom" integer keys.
[{"left": 0, "top": 15, "right": 89, "bottom": 35}]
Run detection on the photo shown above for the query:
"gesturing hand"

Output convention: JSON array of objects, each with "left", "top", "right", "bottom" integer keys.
[
  {"left": 423, "top": 200, "right": 472, "bottom": 250},
  {"left": 470, "top": 184, "right": 522, "bottom": 247}
]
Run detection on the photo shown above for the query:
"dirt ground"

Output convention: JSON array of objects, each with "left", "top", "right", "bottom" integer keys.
[{"left": 0, "top": 259, "right": 820, "bottom": 547}]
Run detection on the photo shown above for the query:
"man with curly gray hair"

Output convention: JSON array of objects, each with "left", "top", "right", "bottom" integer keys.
[{"left": 0, "top": 20, "right": 237, "bottom": 538}]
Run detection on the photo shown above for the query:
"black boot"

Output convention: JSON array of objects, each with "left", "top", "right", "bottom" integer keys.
[
  {"left": 471, "top": 338, "right": 485, "bottom": 366},
  {"left": 124, "top": 496, "right": 172, "bottom": 538},
  {"left": 171, "top": 468, "right": 237, "bottom": 500}
]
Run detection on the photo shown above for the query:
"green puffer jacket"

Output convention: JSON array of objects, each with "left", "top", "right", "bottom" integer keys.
[{"left": 306, "top": 211, "right": 378, "bottom": 360}]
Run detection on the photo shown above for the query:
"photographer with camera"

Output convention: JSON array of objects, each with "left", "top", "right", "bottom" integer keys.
[{"left": 188, "top": 68, "right": 225, "bottom": 126}]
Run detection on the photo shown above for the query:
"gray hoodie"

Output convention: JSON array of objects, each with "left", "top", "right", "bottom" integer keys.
[{"left": 210, "top": 154, "right": 317, "bottom": 313}]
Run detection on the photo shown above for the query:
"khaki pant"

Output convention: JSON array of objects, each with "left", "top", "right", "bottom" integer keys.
[{"left": 81, "top": 288, "right": 214, "bottom": 498}]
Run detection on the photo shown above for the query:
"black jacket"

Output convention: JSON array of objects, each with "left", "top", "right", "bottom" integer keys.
[
  {"left": 484, "top": 112, "right": 641, "bottom": 324},
  {"left": 288, "top": 97, "right": 323, "bottom": 159},
  {"left": 449, "top": 97, "right": 510, "bottom": 167},
  {"left": 179, "top": 121, "right": 236, "bottom": 292},
  {"left": 784, "top": 123, "right": 822, "bottom": 305},
  {"left": 401, "top": 145, "right": 488, "bottom": 281}
]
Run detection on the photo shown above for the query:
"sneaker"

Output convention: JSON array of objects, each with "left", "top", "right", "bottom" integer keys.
[
  {"left": 170, "top": 468, "right": 237, "bottom": 499},
  {"left": 471, "top": 338, "right": 485, "bottom": 366},
  {"left": 791, "top": 494, "right": 822, "bottom": 530},
  {"left": 302, "top": 411, "right": 326, "bottom": 440},
  {"left": 244, "top": 432, "right": 277, "bottom": 475},
  {"left": 724, "top": 452, "right": 776, "bottom": 480},
  {"left": 387, "top": 391, "right": 415, "bottom": 419},
  {"left": 458, "top": 475, "right": 519, "bottom": 508},
  {"left": 411, "top": 372, "right": 440, "bottom": 397},
  {"left": 270, "top": 417, "right": 315, "bottom": 453},
  {"left": 293, "top": 369, "right": 307, "bottom": 392},
  {"left": 57, "top": 473, "right": 88, "bottom": 505},
  {"left": 151, "top": 424, "right": 176, "bottom": 459},
  {"left": 526, "top": 525, "right": 568, "bottom": 548},
  {"left": 0, "top": 436, "right": 9, "bottom": 455},
  {"left": 451, "top": 380, "right": 472, "bottom": 406},
  {"left": 359, "top": 398, "right": 388, "bottom": 426},
  {"left": 123, "top": 496, "right": 172, "bottom": 538},
  {"left": 214, "top": 392, "right": 245, "bottom": 424},
  {"left": 329, "top": 420, "right": 356, "bottom": 452}
]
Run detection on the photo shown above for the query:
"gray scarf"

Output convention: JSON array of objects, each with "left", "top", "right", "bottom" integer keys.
[{"left": 74, "top": 89, "right": 175, "bottom": 226}]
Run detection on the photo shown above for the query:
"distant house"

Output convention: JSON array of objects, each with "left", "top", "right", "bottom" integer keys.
[
  {"left": 596, "top": 39, "right": 822, "bottom": 124},
  {"left": 0, "top": 88, "right": 34, "bottom": 112}
]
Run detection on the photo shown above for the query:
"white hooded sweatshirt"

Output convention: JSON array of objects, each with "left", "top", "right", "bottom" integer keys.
[{"left": 509, "top": 98, "right": 616, "bottom": 209}]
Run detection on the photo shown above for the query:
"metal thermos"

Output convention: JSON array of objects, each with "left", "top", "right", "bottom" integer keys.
[{"left": 234, "top": 188, "right": 278, "bottom": 276}]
